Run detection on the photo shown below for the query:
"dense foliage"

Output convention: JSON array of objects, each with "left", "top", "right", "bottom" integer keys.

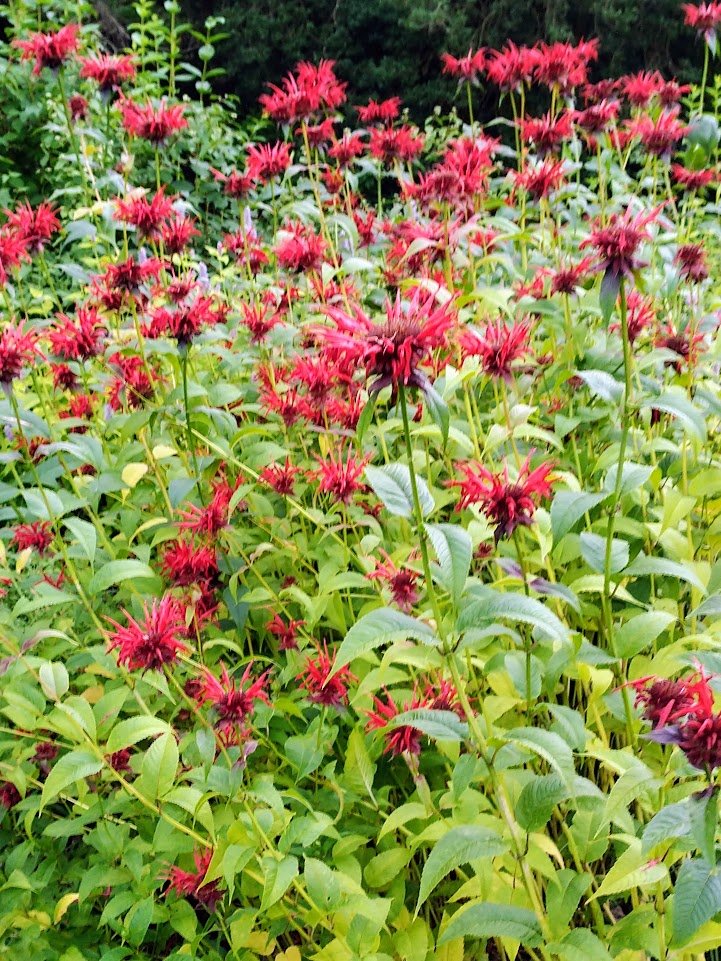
[{"left": 4, "top": 1, "right": 721, "bottom": 960}]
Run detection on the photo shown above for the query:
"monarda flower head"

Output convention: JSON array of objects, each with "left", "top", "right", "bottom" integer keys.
[
  {"left": 13, "top": 24, "right": 79, "bottom": 74},
  {"left": 313, "top": 289, "right": 456, "bottom": 396},
  {"left": 486, "top": 42, "right": 539, "bottom": 92},
  {"left": 459, "top": 317, "right": 533, "bottom": 380},
  {"left": 365, "top": 688, "right": 430, "bottom": 757},
  {"left": 195, "top": 662, "right": 270, "bottom": 735},
  {"left": 625, "top": 108, "right": 689, "bottom": 160},
  {"left": 297, "top": 642, "right": 355, "bottom": 707},
  {"left": 682, "top": 2, "right": 721, "bottom": 50},
  {"left": 164, "top": 849, "right": 223, "bottom": 913},
  {"left": 675, "top": 243, "right": 709, "bottom": 283},
  {"left": 366, "top": 550, "right": 420, "bottom": 613},
  {"left": 113, "top": 188, "right": 175, "bottom": 241},
  {"left": 520, "top": 111, "right": 574, "bottom": 156},
  {"left": 12, "top": 521, "right": 54, "bottom": 555},
  {"left": 580, "top": 206, "right": 661, "bottom": 306},
  {"left": 79, "top": 53, "right": 136, "bottom": 93},
  {"left": 356, "top": 97, "right": 402, "bottom": 125},
  {"left": 47, "top": 306, "right": 106, "bottom": 361},
  {"left": 369, "top": 125, "right": 424, "bottom": 165},
  {"left": 310, "top": 449, "right": 370, "bottom": 505},
  {"left": 274, "top": 222, "right": 327, "bottom": 273},
  {"left": 119, "top": 97, "right": 187, "bottom": 145},
  {"left": 106, "top": 596, "right": 188, "bottom": 672},
  {"left": 0, "top": 321, "right": 38, "bottom": 388},
  {"left": 246, "top": 142, "right": 292, "bottom": 183},
  {"left": 448, "top": 452, "right": 555, "bottom": 540},
  {"left": 441, "top": 49, "right": 486, "bottom": 85},
  {"left": 5, "top": 200, "right": 60, "bottom": 254}
]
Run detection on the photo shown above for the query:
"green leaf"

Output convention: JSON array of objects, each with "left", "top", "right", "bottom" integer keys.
[
  {"left": 438, "top": 902, "right": 542, "bottom": 947},
  {"left": 642, "top": 799, "right": 695, "bottom": 853},
  {"left": 457, "top": 589, "right": 569, "bottom": 642},
  {"left": 389, "top": 708, "right": 469, "bottom": 742},
  {"left": 105, "top": 717, "right": 171, "bottom": 755},
  {"left": 64, "top": 517, "right": 97, "bottom": 564},
  {"left": 356, "top": 393, "right": 377, "bottom": 445},
  {"left": 516, "top": 773, "right": 567, "bottom": 831},
  {"left": 580, "top": 532, "right": 629, "bottom": 574},
  {"left": 576, "top": 366, "right": 622, "bottom": 401},
  {"left": 304, "top": 858, "right": 342, "bottom": 911},
  {"left": 126, "top": 896, "right": 154, "bottom": 946},
  {"left": 135, "top": 732, "right": 178, "bottom": 799},
  {"left": 38, "top": 661, "right": 69, "bottom": 700},
  {"left": 364, "top": 463, "right": 435, "bottom": 518},
  {"left": 260, "top": 855, "right": 298, "bottom": 911},
  {"left": 41, "top": 749, "right": 103, "bottom": 809},
  {"left": 599, "top": 271, "right": 621, "bottom": 326},
  {"left": 605, "top": 765, "right": 661, "bottom": 821},
  {"left": 330, "top": 607, "right": 439, "bottom": 677},
  {"left": 416, "top": 826, "right": 509, "bottom": 912},
  {"left": 503, "top": 728, "right": 574, "bottom": 780},
  {"left": 622, "top": 555, "right": 706, "bottom": 593},
  {"left": 364, "top": 848, "right": 411, "bottom": 889},
  {"left": 285, "top": 732, "right": 324, "bottom": 780},
  {"left": 643, "top": 391, "right": 707, "bottom": 441},
  {"left": 88, "top": 559, "right": 158, "bottom": 595},
  {"left": 614, "top": 611, "right": 675, "bottom": 659},
  {"left": 344, "top": 727, "right": 376, "bottom": 802},
  {"left": 550, "top": 491, "right": 607, "bottom": 543},
  {"left": 548, "top": 929, "right": 612, "bottom": 961},
  {"left": 425, "top": 523, "right": 471, "bottom": 605},
  {"left": 672, "top": 858, "right": 721, "bottom": 947},
  {"left": 423, "top": 382, "right": 449, "bottom": 445}
]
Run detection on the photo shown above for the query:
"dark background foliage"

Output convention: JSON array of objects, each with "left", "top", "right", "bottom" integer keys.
[{"left": 100, "top": 0, "right": 710, "bottom": 120}]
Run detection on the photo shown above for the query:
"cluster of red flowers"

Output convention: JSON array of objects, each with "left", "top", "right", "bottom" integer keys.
[{"left": 632, "top": 668, "right": 721, "bottom": 773}]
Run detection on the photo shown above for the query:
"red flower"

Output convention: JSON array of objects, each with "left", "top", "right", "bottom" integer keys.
[
  {"left": 68, "top": 93, "right": 89, "bottom": 122},
  {"left": 107, "top": 748, "right": 133, "bottom": 773},
  {"left": 119, "top": 97, "right": 187, "bottom": 144},
  {"left": 267, "top": 614, "right": 304, "bottom": 651},
  {"left": 448, "top": 452, "right": 555, "bottom": 540},
  {"left": 365, "top": 688, "right": 429, "bottom": 756},
  {"left": 107, "top": 353, "right": 157, "bottom": 409},
  {"left": 683, "top": 2, "right": 721, "bottom": 44},
  {"left": 512, "top": 159, "right": 567, "bottom": 200},
  {"left": 671, "top": 164, "right": 717, "bottom": 191},
  {"left": 52, "top": 363, "right": 79, "bottom": 391},
  {"left": 356, "top": 97, "right": 402, "bottom": 124},
  {"left": 106, "top": 596, "right": 188, "bottom": 672},
  {"left": 426, "top": 679, "right": 463, "bottom": 716},
  {"left": 210, "top": 167, "right": 254, "bottom": 199},
  {"left": 534, "top": 39, "right": 598, "bottom": 94},
  {"left": 79, "top": 52, "right": 136, "bottom": 92},
  {"left": 659, "top": 79, "right": 692, "bottom": 106},
  {"left": 0, "top": 782, "right": 21, "bottom": 809},
  {"left": 161, "top": 214, "right": 200, "bottom": 255},
  {"left": 675, "top": 243, "right": 709, "bottom": 283},
  {"left": 609, "top": 289, "right": 655, "bottom": 343},
  {"left": 297, "top": 642, "right": 355, "bottom": 707},
  {"left": 99, "top": 255, "right": 166, "bottom": 294},
  {"left": 177, "top": 481, "right": 233, "bottom": 537},
  {"left": 13, "top": 24, "right": 79, "bottom": 74},
  {"left": 165, "top": 849, "right": 223, "bottom": 912},
  {"left": 11, "top": 521, "right": 53, "bottom": 555},
  {"left": 486, "top": 42, "right": 539, "bottom": 92},
  {"left": 520, "top": 111, "right": 574, "bottom": 156},
  {"left": 369, "top": 125, "right": 424, "bottom": 165},
  {"left": 329, "top": 133, "right": 365, "bottom": 167},
  {"left": 0, "top": 229, "right": 29, "bottom": 283},
  {"left": 625, "top": 108, "right": 689, "bottom": 159},
  {"left": 246, "top": 142, "right": 292, "bottom": 183},
  {"left": 549, "top": 258, "right": 594, "bottom": 295},
  {"left": 311, "top": 449, "right": 370, "bottom": 504},
  {"left": 0, "top": 321, "right": 38, "bottom": 385},
  {"left": 259, "top": 59, "right": 346, "bottom": 122},
  {"left": 161, "top": 538, "right": 219, "bottom": 588},
  {"left": 275, "top": 221, "right": 326, "bottom": 273},
  {"left": 574, "top": 99, "right": 620, "bottom": 136},
  {"left": 314, "top": 289, "right": 456, "bottom": 394},
  {"left": 148, "top": 294, "right": 218, "bottom": 345},
  {"left": 196, "top": 662, "right": 270, "bottom": 734},
  {"left": 655, "top": 322, "right": 704, "bottom": 369},
  {"left": 677, "top": 714, "right": 721, "bottom": 771},
  {"left": 114, "top": 188, "right": 175, "bottom": 241},
  {"left": 366, "top": 551, "right": 420, "bottom": 612},
  {"left": 5, "top": 200, "right": 60, "bottom": 253},
  {"left": 47, "top": 306, "right": 105, "bottom": 361},
  {"left": 621, "top": 71, "right": 663, "bottom": 108},
  {"left": 580, "top": 207, "right": 660, "bottom": 282},
  {"left": 441, "top": 49, "right": 486, "bottom": 84},
  {"left": 628, "top": 676, "right": 699, "bottom": 728},
  {"left": 261, "top": 457, "right": 300, "bottom": 495},
  {"left": 459, "top": 317, "right": 533, "bottom": 380}
]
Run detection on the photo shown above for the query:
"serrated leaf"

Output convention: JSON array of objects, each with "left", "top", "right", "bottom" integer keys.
[
  {"left": 503, "top": 728, "right": 575, "bottom": 780},
  {"left": 260, "top": 855, "right": 298, "bottom": 911},
  {"left": 642, "top": 799, "right": 695, "bottom": 853},
  {"left": 423, "top": 381, "right": 449, "bottom": 445},
  {"left": 88, "top": 559, "right": 158, "bottom": 595},
  {"left": 643, "top": 391, "right": 707, "bottom": 441},
  {"left": 516, "top": 773, "right": 568, "bottom": 831},
  {"left": 425, "top": 523, "right": 471, "bottom": 604},
  {"left": 63, "top": 517, "right": 97, "bottom": 563},
  {"left": 364, "top": 463, "right": 434, "bottom": 518},
  {"left": 577, "top": 367, "right": 623, "bottom": 402},
  {"left": 389, "top": 708, "right": 469, "bottom": 742},
  {"left": 580, "top": 532, "right": 629, "bottom": 574},
  {"left": 622, "top": 555, "right": 706, "bottom": 593},
  {"left": 614, "top": 611, "right": 675, "bottom": 658},
  {"left": 41, "top": 749, "right": 103, "bottom": 809},
  {"left": 672, "top": 859, "right": 721, "bottom": 947},
  {"left": 106, "top": 717, "right": 171, "bottom": 755},
  {"left": 599, "top": 270, "right": 621, "bottom": 325},
  {"left": 438, "top": 902, "right": 542, "bottom": 947},
  {"left": 330, "top": 606, "right": 439, "bottom": 677},
  {"left": 135, "top": 731, "right": 178, "bottom": 799},
  {"left": 416, "top": 826, "right": 509, "bottom": 912},
  {"left": 550, "top": 491, "right": 607, "bottom": 543},
  {"left": 457, "top": 589, "right": 569, "bottom": 642},
  {"left": 344, "top": 727, "right": 376, "bottom": 802}
]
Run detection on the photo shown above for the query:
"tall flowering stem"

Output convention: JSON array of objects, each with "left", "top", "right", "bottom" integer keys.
[
  {"left": 603, "top": 283, "right": 636, "bottom": 743},
  {"left": 397, "top": 385, "right": 552, "bottom": 949},
  {"left": 180, "top": 346, "right": 201, "bottom": 485},
  {"left": 56, "top": 71, "right": 91, "bottom": 208}
]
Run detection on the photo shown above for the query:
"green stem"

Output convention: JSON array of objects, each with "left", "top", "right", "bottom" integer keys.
[{"left": 180, "top": 346, "right": 201, "bottom": 485}]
